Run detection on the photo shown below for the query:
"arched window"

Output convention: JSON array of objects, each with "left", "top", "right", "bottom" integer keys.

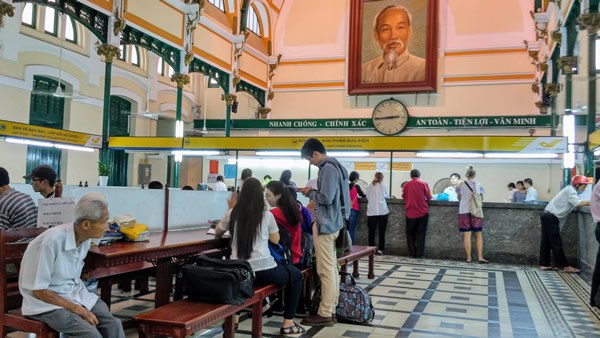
[
  {"left": 118, "top": 45, "right": 126, "bottom": 61},
  {"left": 157, "top": 59, "right": 164, "bottom": 76},
  {"left": 21, "top": 3, "right": 36, "bottom": 27},
  {"left": 131, "top": 47, "right": 140, "bottom": 67},
  {"left": 65, "top": 17, "right": 77, "bottom": 43},
  {"left": 247, "top": 5, "right": 261, "bottom": 35},
  {"left": 207, "top": 0, "right": 225, "bottom": 11},
  {"left": 44, "top": 6, "right": 57, "bottom": 36}
]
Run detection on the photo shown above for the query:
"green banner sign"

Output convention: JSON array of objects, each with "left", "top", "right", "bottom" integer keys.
[{"left": 195, "top": 115, "right": 586, "bottom": 130}]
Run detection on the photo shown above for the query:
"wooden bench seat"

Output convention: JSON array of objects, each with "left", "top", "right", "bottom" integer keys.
[
  {"left": 135, "top": 245, "right": 377, "bottom": 337},
  {"left": 0, "top": 228, "right": 58, "bottom": 338}
]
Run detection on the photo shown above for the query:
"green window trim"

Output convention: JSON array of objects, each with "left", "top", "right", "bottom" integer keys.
[
  {"left": 65, "top": 17, "right": 78, "bottom": 44},
  {"left": 21, "top": 3, "right": 37, "bottom": 28},
  {"left": 131, "top": 46, "right": 140, "bottom": 67},
  {"left": 43, "top": 6, "right": 58, "bottom": 37}
]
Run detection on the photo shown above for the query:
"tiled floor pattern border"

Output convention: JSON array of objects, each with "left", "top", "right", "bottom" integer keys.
[{"left": 9, "top": 257, "right": 600, "bottom": 338}]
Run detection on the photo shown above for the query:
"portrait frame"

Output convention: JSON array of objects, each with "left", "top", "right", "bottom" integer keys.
[{"left": 348, "top": 0, "right": 438, "bottom": 95}]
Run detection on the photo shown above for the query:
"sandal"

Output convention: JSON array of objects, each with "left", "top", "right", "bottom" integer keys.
[
  {"left": 478, "top": 259, "right": 489, "bottom": 264},
  {"left": 540, "top": 266, "right": 554, "bottom": 271},
  {"left": 465, "top": 260, "right": 472, "bottom": 263},
  {"left": 280, "top": 322, "right": 306, "bottom": 335},
  {"left": 562, "top": 266, "right": 580, "bottom": 273}
]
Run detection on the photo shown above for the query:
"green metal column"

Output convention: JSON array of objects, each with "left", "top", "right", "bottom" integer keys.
[
  {"left": 97, "top": 45, "right": 120, "bottom": 165},
  {"left": 173, "top": 86, "right": 183, "bottom": 188},
  {"left": 586, "top": 30, "right": 598, "bottom": 177},
  {"left": 225, "top": 104, "right": 231, "bottom": 137}
]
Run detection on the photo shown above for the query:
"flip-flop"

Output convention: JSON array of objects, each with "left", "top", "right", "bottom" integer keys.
[
  {"left": 478, "top": 259, "right": 489, "bottom": 264},
  {"left": 465, "top": 259, "right": 472, "bottom": 263},
  {"left": 540, "top": 266, "right": 554, "bottom": 271},
  {"left": 562, "top": 267, "right": 580, "bottom": 273}
]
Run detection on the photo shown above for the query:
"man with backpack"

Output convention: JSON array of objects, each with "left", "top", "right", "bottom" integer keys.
[{"left": 299, "top": 138, "right": 350, "bottom": 327}]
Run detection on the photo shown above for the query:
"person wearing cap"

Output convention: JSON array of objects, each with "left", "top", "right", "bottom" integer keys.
[
  {"left": 19, "top": 192, "right": 125, "bottom": 337},
  {"left": 0, "top": 167, "right": 38, "bottom": 229},
  {"left": 539, "top": 175, "right": 590, "bottom": 273},
  {"left": 24, "top": 165, "right": 57, "bottom": 198}
]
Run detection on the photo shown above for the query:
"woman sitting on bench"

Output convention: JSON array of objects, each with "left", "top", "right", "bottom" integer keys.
[{"left": 216, "top": 177, "right": 306, "bottom": 335}]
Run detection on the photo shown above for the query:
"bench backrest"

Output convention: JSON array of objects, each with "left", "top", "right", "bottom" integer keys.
[{"left": 0, "top": 228, "right": 47, "bottom": 314}]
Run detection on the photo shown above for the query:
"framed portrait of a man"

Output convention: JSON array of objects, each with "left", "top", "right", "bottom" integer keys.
[{"left": 348, "top": 0, "right": 438, "bottom": 95}]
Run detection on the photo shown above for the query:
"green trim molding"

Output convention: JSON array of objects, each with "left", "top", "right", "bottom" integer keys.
[{"left": 195, "top": 115, "right": 587, "bottom": 130}]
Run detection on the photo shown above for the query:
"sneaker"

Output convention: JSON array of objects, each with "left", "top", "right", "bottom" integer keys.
[{"left": 301, "top": 314, "right": 334, "bottom": 327}]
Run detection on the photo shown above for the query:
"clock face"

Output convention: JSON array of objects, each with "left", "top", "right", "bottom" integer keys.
[{"left": 372, "top": 99, "right": 409, "bottom": 135}]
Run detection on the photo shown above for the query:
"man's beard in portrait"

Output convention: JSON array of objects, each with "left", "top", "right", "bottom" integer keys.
[{"left": 382, "top": 40, "right": 405, "bottom": 70}]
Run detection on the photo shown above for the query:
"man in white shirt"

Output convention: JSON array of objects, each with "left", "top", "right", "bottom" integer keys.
[
  {"left": 524, "top": 178, "right": 539, "bottom": 202},
  {"left": 19, "top": 193, "right": 125, "bottom": 338},
  {"left": 214, "top": 175, "right": 228, "bottom": 192},
  {"left": 539, "top": 175, "right": 590, "bottom": 273}
]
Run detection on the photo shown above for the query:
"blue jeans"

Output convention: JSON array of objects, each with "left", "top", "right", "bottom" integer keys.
[{"left": 348, "top": 209, "right": 360, "bottom": 243}]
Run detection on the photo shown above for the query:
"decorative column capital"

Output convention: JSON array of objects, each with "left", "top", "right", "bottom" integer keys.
[
  {"left": 221, "top": 94, "right": 237, "bottom": 105},
  {"left": 257, "top": 107, "right": 271, "bottom": 119},
  {"left": 0, "top": 1, "right": 15, "bottom": 28},
  {"left": 96, "top": 44, "right": 121, "bottom": 63},
  {"left": 577, "top": 13, "right": 600, "bottom": 34},
  {"left": 557, "top": 56, "right": 578, "bottom": 74},
  {"left": 544, "top": 83, "right": 561, "bottom": 97},
  {"left": 170, "top": 73, "right": 190, "bottom": 88}
]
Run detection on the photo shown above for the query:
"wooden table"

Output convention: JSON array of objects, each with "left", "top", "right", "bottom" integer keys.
[{"left": 86, "top": 229, "right": 229, "bottom": 307}]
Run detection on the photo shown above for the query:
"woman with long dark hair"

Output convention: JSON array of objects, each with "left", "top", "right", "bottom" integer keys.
[
  {"left": 348, "top": 171, "right": 366, "bottom": 242},
  {"left": 265, "top": 181, "right": 302, "bottom": 265},
  {"left": 216, "top": 178, "right": 305, "bottom": 334}
]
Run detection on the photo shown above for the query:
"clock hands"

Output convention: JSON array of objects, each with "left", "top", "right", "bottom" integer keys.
[{"left": 374, "top": 115, "right": 401, "bottom": 120}]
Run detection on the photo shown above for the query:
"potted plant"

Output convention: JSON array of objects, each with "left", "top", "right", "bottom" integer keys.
[{"left": 98, "top": 162, "right": 111, "bottom": 187}]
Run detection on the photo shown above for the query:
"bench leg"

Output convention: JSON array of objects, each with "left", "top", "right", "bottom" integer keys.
[
  {"left": 223, "top": 315, "right": 236, "bottom": 338},
  {"left": 154, "top": 258, "right": 171, "bottom": 307},
  {"left": 251, "top": 301, "right": 264, "bottom": 338},
  {"left": 368, "top": 252, "right": 375, "bottom": 279},
  {"left": 352, "top": 260, "right": 360, "bottom": 278},
  {"left": 99, "top": 278, "right": 113, "bottom": 310}
]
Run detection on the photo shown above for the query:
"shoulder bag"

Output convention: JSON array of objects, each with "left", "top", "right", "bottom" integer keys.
[
  {"left": 181, "top": 254, "right": 255, "bottom": 305},
  {"left": 464, "top": 181, "right": 484, "bottom": 219}
]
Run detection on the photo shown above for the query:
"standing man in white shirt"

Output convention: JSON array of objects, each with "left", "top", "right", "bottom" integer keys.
[
  {"left": 524, "top": 178, "right": 539, "bottom": 202},
  {"left": 539, "top": 175, "right": 590, "bottom": 273},
  {"left": 19, "top": 193, "right": 125, "bottom": 337},
  {"left": 214, "top": 175, "right": 228, "bottom": 192}
]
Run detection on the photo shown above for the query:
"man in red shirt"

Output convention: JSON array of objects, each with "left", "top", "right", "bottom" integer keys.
[{"left": 402, "top": 169, "right": 432, "bottom": 258}]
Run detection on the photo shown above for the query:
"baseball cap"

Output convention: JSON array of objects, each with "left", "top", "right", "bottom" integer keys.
[
  {"left": 0, "top": 167, "right": 9, "bottom": 187},
  {"left": 23, "top": 165, "right": 57, "bottom": 183}
]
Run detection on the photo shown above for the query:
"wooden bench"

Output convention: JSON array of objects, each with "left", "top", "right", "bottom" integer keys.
[
  {"left": 135, "top": 245, "right": 377, "bottom": 337},
  {"left": 0, "top": 228, "right": 58, "bottom": 338}
]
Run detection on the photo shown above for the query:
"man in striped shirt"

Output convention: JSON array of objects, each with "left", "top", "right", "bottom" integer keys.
[{"left": 0, "top": 167, "right": 38, "bottom": 229}]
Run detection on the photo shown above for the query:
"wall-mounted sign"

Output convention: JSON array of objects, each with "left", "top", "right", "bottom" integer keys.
[
  {"left": 0, "top": 120, "right": 102, "bottom": 148},
  {"left": 37, "top": 198, "right": 76, "bottom": 228},
  {"left": 196, "top": 115, "right": 586, "bottom": 130}
]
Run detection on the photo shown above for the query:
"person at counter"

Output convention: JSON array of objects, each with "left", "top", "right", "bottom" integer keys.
[
  {"left": 402, "top": 169, "right": 432, "bottom": 258},
  {"left": 512, "top": 180, "right": 527, "bottom": 203},
  {"left": 367, "top": 172, "right": 390, "bottom": 255},
  {"left": 539, "top": 175, "right": 590, "bottom": 273},
  {"left": 524, "top": 178, "right": 539, "bottom": 202},
  {"left": 506, "top": 182, "right": 516, "bottom": 202},
  {"left": 348, "top": 171, "right": 366, "bottom": 242},
  {"left": 19, "top": 193, "right": 125, "bottom": 338},
  {"left": 457, "top": 165, "right": 488, "bottom": 264},
  {"left": 590, "top": 180, "right": 600, "bottom": 308},
  {"left": 443, "top": 173, "right": 461, "bottom": 202},
  {"left": 214, "top": 175, "right": 228, "bottom": 192},
  {"left": 0, "top": 167, "right": 38, "bottom": 229},
  {"left": 24, "top": 164, "right": 57, "bottom": 199}
]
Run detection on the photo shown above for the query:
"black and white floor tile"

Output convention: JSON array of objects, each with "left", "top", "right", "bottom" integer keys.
[{"left": 8, "top": 256, "right": 600, "bottom": 337}]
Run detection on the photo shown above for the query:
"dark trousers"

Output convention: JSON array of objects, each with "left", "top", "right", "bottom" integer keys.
[
  {"left": 406, "top": 214, "right": 429, "bottom": 258},
  {"left": 255, "top": 263, "right": 302, "bottom": 320},
  {"left": 591, "top": 223, "right": 600, "bottom": 306},
  {"left": 367, "top": 214, "right": 388, "bottom": 251},
  {"left": 539, "top": 211, "right": 569, "bottom": 267},
  {"left": 348, "top": 209, "right": 360, "bottom": 243}
]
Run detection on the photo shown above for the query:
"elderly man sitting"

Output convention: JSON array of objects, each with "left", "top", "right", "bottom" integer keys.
[{"left": 19, "top": 192, "right": 125, "bottom": 338}]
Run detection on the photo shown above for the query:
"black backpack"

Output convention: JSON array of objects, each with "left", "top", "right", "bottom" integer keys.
[{"left": 299, "top": 231, "right": 314, "bottom": 268}]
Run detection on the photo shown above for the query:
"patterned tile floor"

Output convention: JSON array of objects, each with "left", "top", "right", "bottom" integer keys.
[{"left": 8, "top": 256, "right": 600, "bottom": 337}]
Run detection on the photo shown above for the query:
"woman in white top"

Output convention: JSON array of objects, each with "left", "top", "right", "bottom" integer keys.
[
  {"left": 217, "top": 177, "right": 305, "bottom": 335},
  {"left": 456, "top": 165, "right": 488, "bottom": 263},
  {"left": 366, "top": 172, "right": 389, "bottom": 255}
]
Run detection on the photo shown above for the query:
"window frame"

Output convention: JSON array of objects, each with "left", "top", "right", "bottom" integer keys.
[
  {"left": 21, "top": 3, "right": 37, "bottom": 28},
  {"left": 43, "top": 6, "right": 58, "bottom": 36},
  {"left": 246, "top": 4, "right": 261, "bottom": 35}
]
